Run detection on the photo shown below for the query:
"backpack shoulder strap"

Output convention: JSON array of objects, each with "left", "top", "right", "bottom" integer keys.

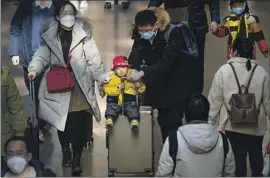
[
  {"left": 164, "top": 24, "right": 175, "bottom": 44},
  {"left": 246, "top": 63, "right": 258, "bottom": 91},
  {"left": 219, "top": 131, "right": 229, "bottom": 176},
  {"left": 168, "top": 130, "right": 178, "bottom": 176},
  {"left": 228, "top": 63, "right": 242, "bottom": 94}
]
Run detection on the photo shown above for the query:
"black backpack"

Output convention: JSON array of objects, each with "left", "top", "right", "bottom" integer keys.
[
  {"left": 164, "top": 22, "right": 198, "bottom": 59},
  {"left": 169, "top": 130, "right": 229, "bottom": 176}
]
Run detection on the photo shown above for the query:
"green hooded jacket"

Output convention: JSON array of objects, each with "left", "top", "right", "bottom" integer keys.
[{"left": 1, "top": 66, "right": 27, "bottom": 155}]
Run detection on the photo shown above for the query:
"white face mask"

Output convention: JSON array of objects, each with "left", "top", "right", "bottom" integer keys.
[
  {"left": 60, "top": 15, "right": 75, "bottom": 28},
  {"left": 7, "top": 156, "right": 27, "bottom": 174}
]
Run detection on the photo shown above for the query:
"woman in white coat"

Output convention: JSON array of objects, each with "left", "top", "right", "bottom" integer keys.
[
  {"left": 208, "top": 37, "right": 270, "bottom": 177},
  {"left": 28, "top": 1, "right": 105, "bottom": 176}
]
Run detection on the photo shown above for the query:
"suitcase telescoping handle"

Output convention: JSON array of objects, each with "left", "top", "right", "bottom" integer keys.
[
  {"left": 120, "top": 77, "right": 127, "bottom": 115},
  {"left": 28, "top": 75, "right": 39, "bottom": 160},
  {"left": 28, "top": 75, "right": 38, "bottom": 128}
]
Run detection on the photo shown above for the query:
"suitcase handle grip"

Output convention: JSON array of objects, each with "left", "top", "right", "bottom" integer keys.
[{"left": 28, "top": 75, "right": 33, "bottom": 82}]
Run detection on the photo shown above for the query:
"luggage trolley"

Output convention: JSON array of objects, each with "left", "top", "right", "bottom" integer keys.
[
  {"left": 104, "top": 0, "right": 130, "bottom": 10},
  {"left": 106, "top": 77, "right": 155, "bottom": 177}
]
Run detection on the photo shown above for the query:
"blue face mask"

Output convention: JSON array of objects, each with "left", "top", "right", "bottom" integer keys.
[
  {"left": 232, "top": 7, "right": 245, "bottom": 15},
  {"left": 139, "top": 28, "right": 158, "bottom": 40}
]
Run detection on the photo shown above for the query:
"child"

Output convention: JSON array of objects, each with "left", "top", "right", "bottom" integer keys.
[
  {"left": 103, "top": 55, "right": 146, "bottom": 130},
  {"left": 212, "top": 0, "right": 268, "bottom": 59}
]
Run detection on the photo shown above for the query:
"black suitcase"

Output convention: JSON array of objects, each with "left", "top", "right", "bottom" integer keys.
[{"left": 28, "top": 77, "right": 40, "bottom": 160}]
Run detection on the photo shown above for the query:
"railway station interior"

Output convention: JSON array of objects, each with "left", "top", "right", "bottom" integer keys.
[{"left": 1, "top": 0, "right": 270, "bottom": 177}]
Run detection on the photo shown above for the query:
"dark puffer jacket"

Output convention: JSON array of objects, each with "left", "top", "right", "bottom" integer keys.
[
  {"left": 128, "top": 8, "right": 200, "bottom": 109},
  {"left": 148, "top": 0, "right": 220, "bottom": 34}
]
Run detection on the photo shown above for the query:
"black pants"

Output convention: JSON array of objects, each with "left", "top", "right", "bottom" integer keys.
[
  {"left": 58, "top": 111, "right": 88, "bottom": 154},
  {"left": 157, "top": 106, "right": 184, "bottom": 143},
  {"left": 225, "top": 131, "right": 264, "bottom": 177},
  {"left": 194, "top": 30, "right": 206, "bottom": 94},
  {"left": 23, "top": 67, "right": 47, "bottom": 129}
]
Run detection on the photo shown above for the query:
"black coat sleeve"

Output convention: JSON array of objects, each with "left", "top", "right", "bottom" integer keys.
[
  {"left": 128, "top": 40, "right": 142, "bottom": 71},
  {"left": 142, "top": 28, "right": 182, "bottom": 79},
  {"left": 208, "top": 0, "right": 220, "bottom": 23}
]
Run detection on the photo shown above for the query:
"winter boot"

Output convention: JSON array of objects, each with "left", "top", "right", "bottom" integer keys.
[
  {"left": 62, "top": 146, "right": 72, "bottom": 167},
  {"left": 71, "top": 151, "right": 83, "bottom": 176}
]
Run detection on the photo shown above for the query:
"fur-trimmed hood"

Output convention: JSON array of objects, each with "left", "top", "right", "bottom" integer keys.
[
  {"left": 147, "top": 7, "right": 171, "bottom": 31},
  {"left": 130, "top": 8, "right": 171, "bottom": 38},
  {"left": 40, "top": 16, "right": 93, "bottom": 39}
]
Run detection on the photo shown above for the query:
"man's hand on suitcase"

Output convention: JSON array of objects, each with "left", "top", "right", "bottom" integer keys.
[{"left": 28, "top": 71, "right": 37, "bottom": 81}]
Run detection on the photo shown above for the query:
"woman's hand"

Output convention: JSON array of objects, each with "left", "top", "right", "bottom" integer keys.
[{"left": 28, "top": 71, "right": 37, "bottom": 81}]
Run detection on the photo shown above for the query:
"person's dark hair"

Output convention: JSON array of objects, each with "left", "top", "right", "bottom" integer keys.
[
  {"left": 185, "top": 94, "right": 210, "bottom": 123},
  {"left": 230, "top": 0, "right": 249, "bottom": 13},
  {"left": 55, "top": 1, "right": 78, "bottom": 38},
  {"left": 135, "top": 10, "right": 157, "bottom": 26},
  {"left": 55, "top": 0, "right": 78, "bottom": 18},
  {"left": 232, "top": 37, "right": 253, "bottom": 71},
  {"left": 4, "top": 136, "right": 30, "bottom": 153}
]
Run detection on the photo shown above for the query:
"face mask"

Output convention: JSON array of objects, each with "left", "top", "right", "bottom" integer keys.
[
  {"left": 139, "top": 28, "right": 158, "bottom": 41},
  {"left": 232, "top": 7, "right": 245, "bottom": 15},
  {"left": 60, "top": 15, "right": 75, "bottom": 28},
  {"left": 7, "top": 156, "right": 27, "bottom": 174}
]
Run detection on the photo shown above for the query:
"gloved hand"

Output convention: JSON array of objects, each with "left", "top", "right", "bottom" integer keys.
[
  {"left": 11, "top": 56, "right": 20, "bottom": 65},
  {"left": 129, "top": 71, "right": 145, "bottom": 82}
]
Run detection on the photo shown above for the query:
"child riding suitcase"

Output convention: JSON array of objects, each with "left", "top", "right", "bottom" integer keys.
[{"left": 106, "top": 77, "right": 154, "bottom": 177}]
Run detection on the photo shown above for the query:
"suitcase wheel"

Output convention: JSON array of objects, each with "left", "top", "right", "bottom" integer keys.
[
  {"left": 148, "top": 172, "right": 154, "bottom": 177},
  {"left": 104, "top": 2, "right": 111, "bottom": 9},
  {"left": 122, "top": 2, "right": 129, "bottom": 9},
  {"left": 108, "top": 171, "right": 115, "bottom": 177}
]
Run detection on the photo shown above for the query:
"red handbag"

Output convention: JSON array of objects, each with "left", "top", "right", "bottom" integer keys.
[{"left": 46, "top": 54, "right": 74, "bottom": 93}]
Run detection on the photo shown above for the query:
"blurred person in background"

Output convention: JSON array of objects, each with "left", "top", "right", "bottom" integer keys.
[
  {"left": 8, "top": 0, "right": 57, "bottom": 142},
  {"left": 1, "top": 136, "right": 56, "bottom": 177},
  {"left": 1, "top": 66, "right": 27, "bottom": 158},
  {"left": 148, "top": 0, "right": 220, "bottom": 93}
]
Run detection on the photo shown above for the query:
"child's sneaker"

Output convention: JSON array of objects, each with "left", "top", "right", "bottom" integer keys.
[
  {"left": 131, "top": 120, "right": 139, "bottom": 131},
  {"left": 105, "top": 118, "right": 113, "bottom": 128}
]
